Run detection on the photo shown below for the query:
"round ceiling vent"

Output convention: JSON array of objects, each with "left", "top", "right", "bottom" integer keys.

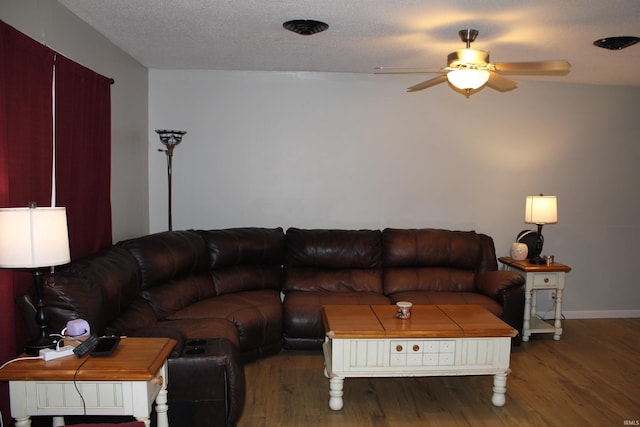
[
  {"left": 593, "top": 36, "right": 639, "bottom": 50},
  {"left": 283, "top": 19, "right": 329, "bottom": 36}
]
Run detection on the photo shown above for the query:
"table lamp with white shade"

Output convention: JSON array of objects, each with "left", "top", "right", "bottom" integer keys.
[
  {"left": 524, "top": 194, "right": 558, "bottom": 265},
  {"left": 0, "top": 203, "right": 70, "bottom": 355}
]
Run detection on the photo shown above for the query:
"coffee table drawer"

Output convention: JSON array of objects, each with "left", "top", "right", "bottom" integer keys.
[{"left": 390, "top": 340, "right": 456, "bottom": 367}]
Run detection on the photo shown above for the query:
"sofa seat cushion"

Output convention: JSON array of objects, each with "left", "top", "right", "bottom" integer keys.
[
  {"left": 383, "top": 267, "right": 477, "bottom": 294},
  {"left": 283, "top": 291, "right": 391, "bottom": 349},
  {"left": 166, "top": 290, "right": 282, "bottom": 354},
  {"left": 386, "top": 291, "right": 502, "bottom": 318},
  {"left": 156, "top": 318, "right": 240, "bottom": 349}
]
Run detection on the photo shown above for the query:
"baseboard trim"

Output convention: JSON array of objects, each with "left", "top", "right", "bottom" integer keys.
[{"left": 560, "top": 310, "right": 640, "bottom": 319}]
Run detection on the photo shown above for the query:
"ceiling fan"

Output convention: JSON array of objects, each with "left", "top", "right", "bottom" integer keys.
[{"left": 375, "top": 29, "right": 571, "bottom": 96}]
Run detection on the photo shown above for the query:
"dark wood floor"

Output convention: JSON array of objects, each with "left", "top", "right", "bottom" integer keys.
[{"left": 238, "top": 318, "right": 640, "bottom": 427}]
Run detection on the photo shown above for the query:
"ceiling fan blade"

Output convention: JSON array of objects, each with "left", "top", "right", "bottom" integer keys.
[
  {"left": 374, "top": 67, "right": 442, "bottom": 75},
  {"left": 407, "top": 74, "right": 448, "bottom": 92},
  {"left": 493, "top": 61, "right": 571, "bottom": 75},
  {"left": 486, "top": 71, "right": 518, "bottom": 92}
]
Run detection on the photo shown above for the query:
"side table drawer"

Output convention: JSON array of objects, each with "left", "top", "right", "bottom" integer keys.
[{"left": 532, "top": 272, "right": 560, "bottom": 287}]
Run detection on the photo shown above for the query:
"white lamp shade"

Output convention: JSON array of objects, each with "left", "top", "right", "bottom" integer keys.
[
  {"left": 525, "top": 195, "right": 558, "bottom": 225},
  {"left": 0, "top": 207, "right": 71, "bottom": 268},
  {"left": 447, "top": 69, "right": 490, "bottom": 90}
]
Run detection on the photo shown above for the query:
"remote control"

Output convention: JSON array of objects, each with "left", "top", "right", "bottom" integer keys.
[{"left": 73, "top": 334, "right": 100, "bottom": 357}]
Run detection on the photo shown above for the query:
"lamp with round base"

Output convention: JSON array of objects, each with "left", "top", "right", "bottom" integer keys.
[
  {"left": 0, "top": 203, "right": 71, "bottom": 355},
  {"left": 524, "top": 194, "right": 557, "bottom": 265}
]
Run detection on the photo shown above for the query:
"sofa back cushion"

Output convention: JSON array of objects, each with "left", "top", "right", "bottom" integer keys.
[
  {"left": 119, "top": 230, "right": 210, "bottom": 289},
  {"left": 119, "top": 231, "right": 214, "bottom": 319},
  {"left": 43, "top": 246, "right": 141, "bottom": 335},
  {"left": 283, "top": 228, "right": 383, "bottom": 293},
  {"left": 200, "top": 227, "right": 284, "bottom": 296},
  {"left": 382, "top": 228, "right": 483, "bottom": 295}
]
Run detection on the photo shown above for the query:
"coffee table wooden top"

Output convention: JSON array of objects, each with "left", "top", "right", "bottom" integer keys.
[
  {"left": 322, "top": 305, "right": 517, "bottom": 339},
  {"left": 0, "top": 337, "right": 176, "bottom": 382}
]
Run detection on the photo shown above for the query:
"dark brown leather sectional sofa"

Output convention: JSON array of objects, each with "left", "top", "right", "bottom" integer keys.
[{"left": 18, "top": 227, "right": 524, "bottom": 427}]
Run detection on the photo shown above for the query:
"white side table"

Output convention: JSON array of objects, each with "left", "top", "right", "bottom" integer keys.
[
  {"left": 0, "top": 337, "right": 176, "bottom": 427},
  {"left": 499, "top": 257, "right": 572, "bottom": 342}
]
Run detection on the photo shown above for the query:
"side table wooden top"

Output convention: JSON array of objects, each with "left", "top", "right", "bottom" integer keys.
[
  {"left": 499, "top": 256, "right": 572, "bottom": 273},
  {"left": 0, "top": 337, "right": 176, "bottom": 382}
]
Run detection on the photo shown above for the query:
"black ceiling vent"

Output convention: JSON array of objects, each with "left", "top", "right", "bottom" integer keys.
[
  {"left": 283, "top": 20, "right": 329, "bottom": 36},
  {"left": 593, "top": 36, "right": 640, "bottom": 50}
]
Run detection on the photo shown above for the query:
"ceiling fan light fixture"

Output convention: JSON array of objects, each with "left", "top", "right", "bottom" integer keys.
[{"left": 447, "top": 69, "right": 490, "bottom": 90}]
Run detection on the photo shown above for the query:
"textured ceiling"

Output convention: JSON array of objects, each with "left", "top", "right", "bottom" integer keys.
[{"left": 59, "top": 0, "right": 640, "bottom": 87}]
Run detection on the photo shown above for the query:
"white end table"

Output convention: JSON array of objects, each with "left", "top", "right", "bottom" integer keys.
[
  {"left": 0, "top": 337, "right": 176, "bottom": 427},
  {"left": 499, "top": 257, "right": 571, "bottom": 341}
]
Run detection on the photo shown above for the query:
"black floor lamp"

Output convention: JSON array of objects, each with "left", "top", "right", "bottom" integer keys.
[
  {"left": 156, "top": 129, "right": 186, "bottom": 231},
  {"left": 0, "top": 202, "right": 71, "bottom": 355}
]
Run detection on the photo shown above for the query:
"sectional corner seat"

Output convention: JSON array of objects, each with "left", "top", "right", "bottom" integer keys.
[{"left": 17, "top": 227, "right": 525, "bottom": 427}]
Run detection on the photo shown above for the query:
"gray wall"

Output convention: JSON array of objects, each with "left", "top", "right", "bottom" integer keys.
[
  {"left": 3, "top": 1, "right": 639, "bottom": 318},
  {"left": 0, "top": 0, "right": 149, "bottom": 241},
  {"left": 149, "top": 69, "right": 640, "bottom": 318}
]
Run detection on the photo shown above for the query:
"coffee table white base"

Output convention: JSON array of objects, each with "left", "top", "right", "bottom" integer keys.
[
  {"left": 7, "top": 362, "right": 169, "bottom": 427},
  {"left": 322, "top": 336, "right": 512, "bottom": 410}
]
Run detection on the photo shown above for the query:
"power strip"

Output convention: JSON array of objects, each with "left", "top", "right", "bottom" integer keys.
[{"left": 40, "top": 345, "right": 76, "bottom": 361}]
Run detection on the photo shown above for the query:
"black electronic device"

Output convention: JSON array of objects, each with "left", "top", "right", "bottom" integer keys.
[
  {"left": 73, "top": 334, "right": 100, "bottom": 357},
  {"left": 90, "top": 336, "right": 121, "bottom": 357}
]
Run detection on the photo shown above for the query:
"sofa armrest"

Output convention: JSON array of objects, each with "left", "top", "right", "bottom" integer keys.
[
  {"left": 124, "top": 325, "right": 186, "bottom": 358},
  {"left": 475, "top": 271, "right": 524, "bottom": 299},
  {"left": 168, "top": 339, "right": 245, "bottom": 427},
  {"left": 476, "top": 271, "right": 525, "bottom": 345}
]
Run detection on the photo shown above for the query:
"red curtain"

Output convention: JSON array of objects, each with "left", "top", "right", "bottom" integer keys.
[
  {"left": 55, "top": 54, "right": 112, "bottom": 259},
  {"left": 0, "top": 21, "right": 55, "bottom": 425},
  {"left": 0, "top": 21, "right": 112, "bottom": 425}
]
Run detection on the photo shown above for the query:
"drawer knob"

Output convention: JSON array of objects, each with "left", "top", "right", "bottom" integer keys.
[
  {"left": 396, "top": 345, "right": 403, "bottom": 352},
  {"left": 412, "top": 345, "right": 420, "bottom": 352},
  {"left": 544, "top": 277, "right": 549, "bottom": 283}
]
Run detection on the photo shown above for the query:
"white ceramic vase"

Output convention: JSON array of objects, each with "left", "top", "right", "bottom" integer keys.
[{"left": 510, "top": 242, "right": 528, "bottom": 261}]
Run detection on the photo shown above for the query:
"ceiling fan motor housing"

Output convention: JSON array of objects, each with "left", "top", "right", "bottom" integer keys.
[{"left": 447, "top": 49, "right": 490, "bottom": 69}]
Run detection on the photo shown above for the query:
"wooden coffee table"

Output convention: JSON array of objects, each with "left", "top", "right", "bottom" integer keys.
[
  {"left": 321, "top": 304, "right": 517, "bottom": 410},
  {"left": 0, "top": 337, "right": 176, "bottom": 427}
]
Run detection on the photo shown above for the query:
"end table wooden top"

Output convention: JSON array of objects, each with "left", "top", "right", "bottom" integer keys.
[
  {"left": 0, "top": 337, "right": 176, "bottom": 382},
  {"left": 499, "top": 256, "right": 571, "bottom": 273},
  {"left": 321, "top": 304, "right": 517, "bottom": 339}
]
